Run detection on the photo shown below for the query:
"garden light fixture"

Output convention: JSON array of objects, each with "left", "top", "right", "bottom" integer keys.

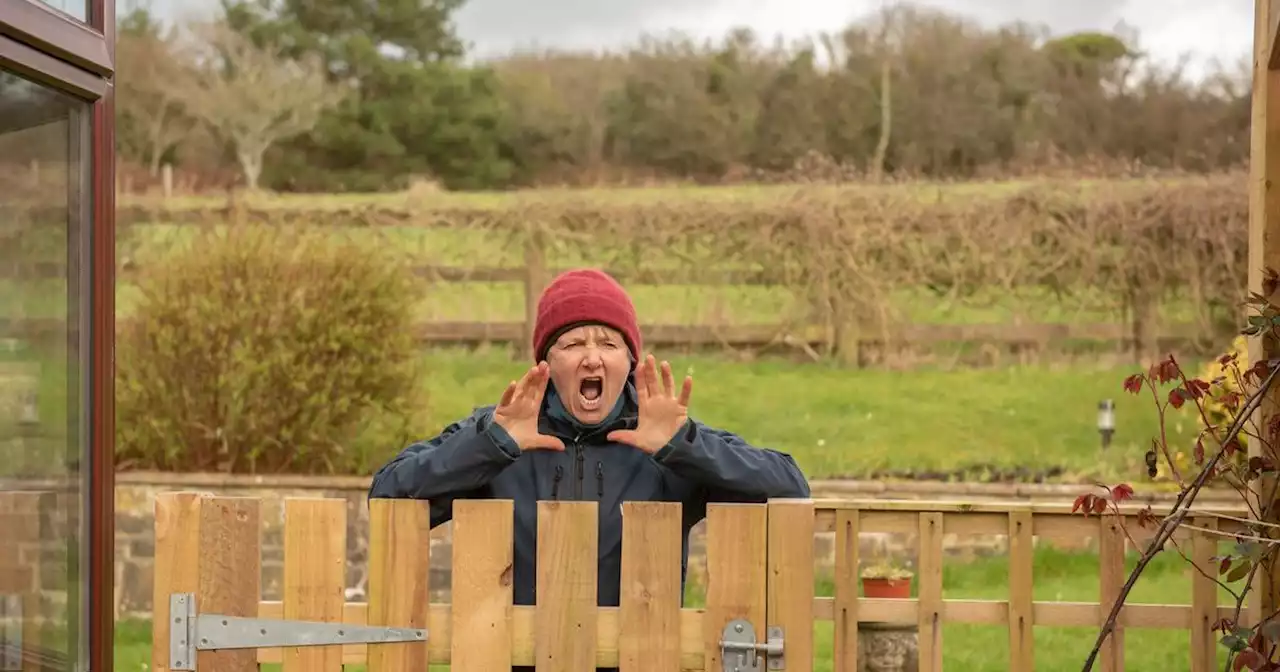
[{"left": 1097, "top": 399, "right": 1115, "bottom": 450}]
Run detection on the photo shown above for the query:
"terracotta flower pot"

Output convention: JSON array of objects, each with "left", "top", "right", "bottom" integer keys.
[{"left": 861, "top": 576, "right": 912, "bottom": 599}]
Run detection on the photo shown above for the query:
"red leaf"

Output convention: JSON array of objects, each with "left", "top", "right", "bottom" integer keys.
[
  {"left": 1091, "top": 497, "right": 1108, "bottom": 514},
  {"left": 1186, "top": 379, "right": 1212, "bottom": 399},
  {"left": 1072, "top": 494, "right": 1090, "bottom": 514},
  {"left": 1220, "top": 352, "right": 1240, "bottom": 367},
  {"left": 1123, "top": 374, "right": 1144, "bottom": 394},
  {"left": 1225, "top": 438, "right": 1242, "bottom": 457},
  {"left": 1246, "top": 360, "right": 1273, "bottom": 385},
  {"left": 1235, "top": 649, "right": 1264, "bottom": 671},
  {"left": 1194, "top": 439, "right": 1206, "bottom": 465},
  {"left": 1168, "top": 388, "right": 1186, "bottom": 409},
  {"left": 1136, "top": 506, "right": 1157, "bottom": 528},
  {"left": 1111, "top": 483, "right": 1134, "bottom": 502},
  {"left": 1224, "top": 391, "right": 1243, "bottom": 412},
  {"left": 1149, "top": 357, "right": 1180, "bottom": 383},
  {"left": 1220, "top": 557, "right": 1233, "bottom": 575}
]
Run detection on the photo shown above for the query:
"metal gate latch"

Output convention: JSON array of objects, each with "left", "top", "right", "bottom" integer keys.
[
  {"left": 168, "top": 593, "right": 427, "bottom": 671},
  {"left": 719, "top": 618, "right": 784, "bottom": 671}
]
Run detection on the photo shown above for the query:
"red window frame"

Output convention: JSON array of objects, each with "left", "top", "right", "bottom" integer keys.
[{"left": 0, "top": 1, "right": 114, "bottom": 670}]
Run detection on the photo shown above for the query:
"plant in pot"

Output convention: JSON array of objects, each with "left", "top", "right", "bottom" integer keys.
[{"left": 860, "top": 562, "right": 914, "bottom": 599}]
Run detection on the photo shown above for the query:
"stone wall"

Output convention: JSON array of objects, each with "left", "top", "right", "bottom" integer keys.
[{"left": 112, "top": 472, "right": 1242, "bottom": 621}]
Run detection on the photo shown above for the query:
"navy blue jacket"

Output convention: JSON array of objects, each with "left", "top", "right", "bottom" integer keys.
[{"left": 367, "top": 383, "right": 811, "bottom": 611}]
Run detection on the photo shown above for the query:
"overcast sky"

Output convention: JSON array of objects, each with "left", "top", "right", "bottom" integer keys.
[{"left": 139, "top": 0, "right": 1251, "bottom": 80}]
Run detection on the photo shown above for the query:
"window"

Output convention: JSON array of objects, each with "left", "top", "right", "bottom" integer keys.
[
  {"left": 34, "top": 0, "right": 88, "bottom": 22},
  {"left": 0, "top": 67, "right": 90, "bottom": 672},
  {"left": 0, "top": 0, "right": 114, "bottom": 670}
]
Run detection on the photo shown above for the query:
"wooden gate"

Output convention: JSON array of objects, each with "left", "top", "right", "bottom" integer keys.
[{"left": 149, "top": 492, "right": 815, "bottom": 671}]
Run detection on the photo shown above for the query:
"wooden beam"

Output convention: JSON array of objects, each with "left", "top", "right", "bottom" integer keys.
[
  {"left": 1271, "top": 0, "right": 1280, "bottom": 70},
  {"left": 1250, "top": 0, "right": 1280, "bottom": 632}
]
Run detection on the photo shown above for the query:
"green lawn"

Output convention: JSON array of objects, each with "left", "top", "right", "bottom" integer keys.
[
  {"left": 2, "top": 334, "right": 1211, "bottom": 483},
  {"left": 411, "top": 348, "right": 1195, "bottom": 484},
  {"left": 111, "top": 545, "right": 1248, "bottom": 671}
]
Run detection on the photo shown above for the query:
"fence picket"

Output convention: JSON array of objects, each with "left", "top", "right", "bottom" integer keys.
[
  {"left": 619, "top": 501, "right": 682, "bottom": 672},
  {"left": 535, "top": 501, "right": 598, "bottom": 671},
  {"left": 151, "top": 493, "right": 202, "bottom": 672},
  {"left": 451, "top": 499, "right": 515, "bottom": 671},
  {"left": 1007, "top": 509, "right": 1034, "bottom": 670},
  {"left": 704, "top": 503, "right": 768, "bottom": 671},
  {"left": 832, "top": 508, "right": 860, "bottom": 672},
  {"left": 767, "top": 499, "right": 815, "bottom": 671},
  {"left": 1191, "top": 516, "right": 1218, "bottom": 672},
  {"left": 282, "top": 498, "right": 346, "bottom": 672},
  {"left": 196, "top": 496, "right": 261, "bottom": 672},
  {"left": 1099, "top": 514, "right": 1126, "bottom": 672},
  {"left": 917, "top": 512, "right": 944, "bottom": 672},
  {"left": 367, "top": 499, "right": 431, "bottom": 672},
  {"left": 148, "top": 496, "right": 1250, "bottom": 671}
]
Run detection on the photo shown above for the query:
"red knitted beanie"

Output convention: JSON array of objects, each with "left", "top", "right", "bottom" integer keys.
[{"left": 532, "top": 269, "right": 642, "bottom": 363}]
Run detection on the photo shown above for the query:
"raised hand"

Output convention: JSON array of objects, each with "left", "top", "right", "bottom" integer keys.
[
  {"left": 492, "top": 361, "right": 565, "bottom": 452},
  {"left": 608, "top": 354, "right": 693, "bottom": 454}
]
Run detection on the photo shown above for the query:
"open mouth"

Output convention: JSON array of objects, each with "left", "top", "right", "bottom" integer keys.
[{"left": 578, "top": 377, "right": 603, "bottom": 409}]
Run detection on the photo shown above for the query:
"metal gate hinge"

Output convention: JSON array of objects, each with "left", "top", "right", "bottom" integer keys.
[
  {"left": 719, "top": 619, "right": 784, "bottom": 671},
  {"left": 168, "top": 592, "right": 427, "bottom": 671}
]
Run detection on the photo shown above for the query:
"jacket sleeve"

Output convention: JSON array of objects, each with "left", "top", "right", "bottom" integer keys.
[
  {"left": 653, "top": 419, "right": 811, "bottom": 502},
  {"left": 367, "top": 407, "right": 521, "bottom": 527}
]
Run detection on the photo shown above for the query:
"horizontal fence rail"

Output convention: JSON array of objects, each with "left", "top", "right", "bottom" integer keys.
[
  {"left": 143, "top": 493, "right": 1253, "bottom": 672},
  {"left": 0, "top": 316, "right": 1205, "bottom": 351}
]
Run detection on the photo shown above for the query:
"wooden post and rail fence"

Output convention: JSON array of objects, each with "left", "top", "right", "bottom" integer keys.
[
  {"left": 0, "top": 256, "right": 1220, "bottom": 362},
  {"left": 125, "top": 491, "right": 1250, "bottom": 671}
]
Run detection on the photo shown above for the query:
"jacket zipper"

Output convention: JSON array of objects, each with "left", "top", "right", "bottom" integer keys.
[
  {"left": 551, "top": 466, "right": 563, "bottom": 500},
  {"left": 573, "top": 440, "right": 585, "bottom": 500},
  {"left": 595, "top": 462, "right": 604, "bottom": 498}
]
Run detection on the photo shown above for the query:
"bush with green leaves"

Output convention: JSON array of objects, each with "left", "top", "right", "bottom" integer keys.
[{"left": 115, "top": 223, "right": 427, "bottom": 474}]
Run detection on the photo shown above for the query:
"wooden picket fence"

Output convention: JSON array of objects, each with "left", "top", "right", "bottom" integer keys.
[{"left": 147, "top": 492, "right": 1251, "bottom": 671}]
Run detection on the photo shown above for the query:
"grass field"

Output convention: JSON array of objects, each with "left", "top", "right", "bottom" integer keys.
[
  {"left": 412, "top": 348, "right": 1194, "bottom": 483},
  {"left": 1, "top": 339, "right": 1205, "bottom": 482},
  {"left": 110, "top": 544, "right": 1247, "bottom": 671},
  {"left": 5, "top": 176, "right": 1238, "bottom": 483}
]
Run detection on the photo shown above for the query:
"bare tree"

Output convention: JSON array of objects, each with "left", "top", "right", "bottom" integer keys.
[
  {"left": 173, "top": 20, "right": 346, "bottom": 190},
  {"left": 116, "top": 26, "right": 193, "bottom": 177}
]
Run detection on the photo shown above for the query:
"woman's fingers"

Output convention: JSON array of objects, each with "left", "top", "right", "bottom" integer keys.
[
  {"left": 660, "top": 360, "right": 676, "bottom": 397},
  {"left": 498, "top": 380, "right": 517, "bottom": 408}
]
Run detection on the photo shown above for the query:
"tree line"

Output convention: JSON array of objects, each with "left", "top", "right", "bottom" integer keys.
[{"left": 114, "top": 0, "right": 1252, "bottom": 193}]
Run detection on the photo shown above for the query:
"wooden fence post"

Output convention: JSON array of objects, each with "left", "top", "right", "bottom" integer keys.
[
  {"left": 535, "top": 501, "right": 598, "bottom": 671},
  {"left": 451, "top": 499, "right": 514, "bottom": 671},
  {"left": 767, "top": 499, "right": 815, "bottom": 672},
  {"left": 832, "top": 508, "right": 860, "bottom": 672},
  {"left": 282, "top": 498, "right": 346, "bottom": 672},
  {"left": 152, "top": 492, "right": 261, "bottom": 672},
  {"left": 523, "top": 224, "right": 549, "bottom": 360},
  {"left": 1007, "top": 508, "right": 1035, "bottom": 670},
  {"left": 367, "top": 499, "right": 431, "bottom": 672},
  {"left": 1098, "top": 513, "right": 1126, "bottom": 672},
  {"left": 916, "top": 512, "right": 944, "bottom": 672},
  {"left": 619, "top": 502, "right": 682, "bottom": 672},
  {"left": 704, "top": 503, "right": 768, "bottom": 671}
]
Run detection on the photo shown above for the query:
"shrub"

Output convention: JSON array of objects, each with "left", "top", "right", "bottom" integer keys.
[
  {"left": 1192, "top": 334, "right": 1250, "bottom": 455},
  {"left": 115, "top": 223, "right": 427, "bottom": 474}
]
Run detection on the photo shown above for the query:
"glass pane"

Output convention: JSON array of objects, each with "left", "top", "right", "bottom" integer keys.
[
  {"left": 0, "top": 69, "right": 89, "bottom": 671},
  {"left": 33, "top": 0, "right": 88, "bottom": 22}
]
